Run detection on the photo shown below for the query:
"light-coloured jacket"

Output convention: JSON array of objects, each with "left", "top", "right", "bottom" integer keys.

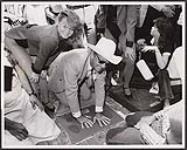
[{"left": 48, "top": 48, "right": 106, "bottom": 116}]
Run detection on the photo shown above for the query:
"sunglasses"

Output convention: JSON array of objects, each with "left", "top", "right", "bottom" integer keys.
[{"left": 95, "top": 54, "right": 107, "bottom": 64}]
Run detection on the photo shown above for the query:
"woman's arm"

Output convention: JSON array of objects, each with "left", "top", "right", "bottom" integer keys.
[
  {"left": 141, "top": 46, "right": 171, "bottom": 69},
  {"left": 154, "top": 47, "right": 171, "bottom": 69}
]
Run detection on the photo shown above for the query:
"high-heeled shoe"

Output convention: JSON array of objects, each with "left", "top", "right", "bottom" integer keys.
[
  {"left": 163, "top": 99, "right": 170, "bottom": 109},
  {"left": 123, "top": 88, "right": 132, "bottom": 96}
]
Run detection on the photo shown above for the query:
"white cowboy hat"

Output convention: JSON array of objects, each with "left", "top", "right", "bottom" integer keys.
[{"left": 86, "top": 37, "right": 122, "bottom": 65}]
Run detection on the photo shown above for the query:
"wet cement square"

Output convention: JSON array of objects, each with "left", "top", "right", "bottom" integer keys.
[{"left": 56, "top": 105, "right": 124, "bottom": 144}]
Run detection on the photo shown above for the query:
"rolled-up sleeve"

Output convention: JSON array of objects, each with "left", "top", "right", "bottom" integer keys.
[
  {"left": 32, "top": 38, "right": 57, "bottom": 74},
  {"left": 94, "top": 71, "right": 106, "bottom": 113}
]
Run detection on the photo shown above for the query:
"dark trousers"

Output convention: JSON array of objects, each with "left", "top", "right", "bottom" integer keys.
[{"left": 158, "top": 70, "right": 174, "bottom": 101}]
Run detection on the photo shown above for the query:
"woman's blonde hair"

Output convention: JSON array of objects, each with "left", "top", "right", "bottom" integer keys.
[{"left": 57, "top": 8, "right": 84, "bottom": 48}]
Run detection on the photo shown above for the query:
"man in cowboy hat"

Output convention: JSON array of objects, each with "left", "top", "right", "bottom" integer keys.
[{"left": 47, "top": 37, "right": 122, "bottom": 128}]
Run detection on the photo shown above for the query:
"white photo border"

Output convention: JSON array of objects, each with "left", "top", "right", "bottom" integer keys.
[{"left": 1, "top": 1, "right": 186, "bottom": 149}]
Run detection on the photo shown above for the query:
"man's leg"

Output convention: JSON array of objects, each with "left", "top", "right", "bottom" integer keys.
[
  {"left": 120, "top": 57, "right": 135, "bottom": 93},
  {"left": 54, "top": 92, "right": 70, "bottom": 116},
  {"left": 120, "top": 5, "right": 138, "bottom": 95},
  {"left": 39, "top": 77, "right": 56, "bottom": 115},
  {"left": 38, "top": 76, "right": 50, "bottom": 105},
  {"left": 126, "top": 5, "right": 138, "bottom": 43}
]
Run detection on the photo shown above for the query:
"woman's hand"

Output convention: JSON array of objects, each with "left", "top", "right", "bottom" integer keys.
[
  {"left": 137, "top": 38, "right": 146, "bottom": 46},
  {"left": 93, "top": 113, "right": 111, "bottom": 127},
  {"left": 141, "top": 46, "right": 159, "bottom": 53},
  {"left": 137, "top": 38, "right": 147, "bottom": 50},
  {"left": 30, "top": 72, "right": 40, "bottom": 83}
]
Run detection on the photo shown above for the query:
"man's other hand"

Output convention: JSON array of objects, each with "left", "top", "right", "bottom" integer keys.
[
  {"left": 76, "top": 115, "right": 94, "bottom": 129},
  {"left": 93, "top": 113, "right": 111, "bottom": 127}
]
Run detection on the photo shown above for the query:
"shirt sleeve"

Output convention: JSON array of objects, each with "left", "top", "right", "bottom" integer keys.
[
  {"left": 32, "top": 37, "right": 57, "bottom": 74},
  {"left": 63, "top": 61, "right": 82, "bottom": 117},
  {"left": 94, "top": 71, "right": 106, "bottom": 113},
  {"left": 5, "top": 26, "right": 27, "bottom": 40},
  {"left": 72, "top": 111, "right": 81, "bottom": 118}
]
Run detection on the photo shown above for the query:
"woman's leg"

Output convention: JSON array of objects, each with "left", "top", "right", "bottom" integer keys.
[
  {"left": 5, "top": 36, "right": 38, "bottom": 94},
  {"left": 5, "top": 36, "right": 32, "bottom": 76},
  {"left": 158, "top": 70, "right": 174, "bottom": 108}
]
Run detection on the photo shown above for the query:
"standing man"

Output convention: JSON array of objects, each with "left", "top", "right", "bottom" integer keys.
[
  {"left": 48, "top": 37, "right": 122, "bottom": 128},
  {"left": 95, "top": 5, "right": 139, "bottom": 96},
  {"left": 117, "top": 5, "right": 139, "bottom": 96}
]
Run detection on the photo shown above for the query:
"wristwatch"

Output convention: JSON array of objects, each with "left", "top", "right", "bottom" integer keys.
[{"left": 126, "top": 40, "right": 133, "bottom": 48}]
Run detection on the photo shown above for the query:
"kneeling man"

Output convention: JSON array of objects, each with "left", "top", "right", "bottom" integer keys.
[{"left": 48, "top": 37, "right": 122, "bottom": 129}]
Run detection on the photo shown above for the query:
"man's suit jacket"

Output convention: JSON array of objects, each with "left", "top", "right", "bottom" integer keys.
[
  {"left": 96, "top": 5, "right": 138, "bottom": 50},
  {"left": 48, "top": 48, "right": 106, "bottom": 115}
]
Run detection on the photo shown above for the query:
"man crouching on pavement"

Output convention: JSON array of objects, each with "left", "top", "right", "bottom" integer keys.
[{"left": 47, "top": 37, "right": 122, "bottom": 129}]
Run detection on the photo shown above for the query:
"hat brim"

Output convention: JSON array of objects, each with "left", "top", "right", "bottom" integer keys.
[{"left": 86, "top": 43, "right": 122, "bottom": 65}]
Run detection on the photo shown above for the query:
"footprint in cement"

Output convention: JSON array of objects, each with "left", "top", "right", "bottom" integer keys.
[{"left": 68, "top": 124, "right": 81, "bottom": 133}]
